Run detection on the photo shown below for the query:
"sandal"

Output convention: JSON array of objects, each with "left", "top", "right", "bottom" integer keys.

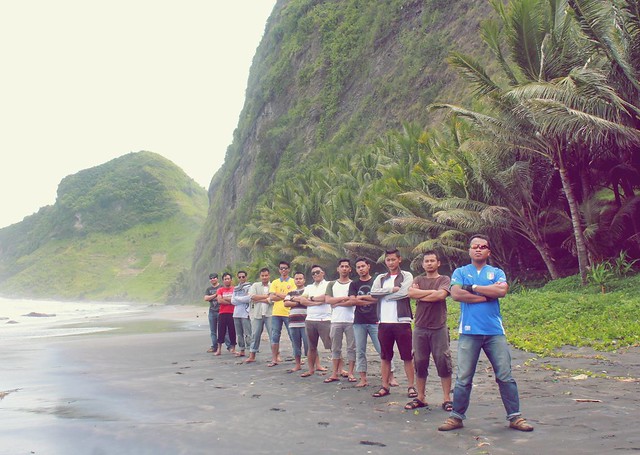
[
  {"left": 323, "top": 377, "right": 340, "bottom": 383},
  {"left": 509, "top": 417, "right": 534, "bottom": 432},
  {"left": 438, "top": 417, "right": 464, "bottom": 431},
  {"left": 372, "top": 386, "right": 390, "bottom": 398},
  {"left": 267, "top": 362, "right": 279, "bottom": 367},
  {"left": 407, "top": 386, "right": 418, "bottom": 398},
  {"left": 300, "top": 371, "right": 314, "bottom": 378},
  {"left": 347, "top": 376, "right": 358, "bottom": 382},
  {"left": 441, "top": 401, "right": 453, "bottom": 412},
  {"left": 404, "top": 398, "right": 427, "bottom": 409}
]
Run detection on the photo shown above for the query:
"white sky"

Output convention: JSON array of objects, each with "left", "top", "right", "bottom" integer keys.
[{"left": 0, "top": 0, "right": 277, "bottom": 228}]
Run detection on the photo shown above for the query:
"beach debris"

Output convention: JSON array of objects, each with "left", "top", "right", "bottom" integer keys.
[
  {"left": 269, "top": 408, "right": 285, "bottom": 412},
  {"left": 573, "top": 399, "right": 602, "bottom": 403},
  {"left": 571, "top": 374, "right": 589, "bottom": 380},
  {"left": 6, "top": 320, "right": 18, "bottom": 324},
  {"left": 251, "top": 394, "right": 261, "bottom": 399},
  {"left": 360, "top": 441, "right": 386, "bottom": 447},
  {"left": 22, "top": 312, "right": 56, "bottom": 317},
  {"left": 317, "top": 421, "right": 329, "bottom": 427}
]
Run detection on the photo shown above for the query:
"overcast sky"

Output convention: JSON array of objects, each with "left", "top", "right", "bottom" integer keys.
[{"left": 0, "top": 0, "right": 277, "bottom": 228}]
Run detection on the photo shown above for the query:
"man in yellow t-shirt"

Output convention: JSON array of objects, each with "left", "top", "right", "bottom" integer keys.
[{"left": 268, "top": 260, "right": 296, "bottom": 367}]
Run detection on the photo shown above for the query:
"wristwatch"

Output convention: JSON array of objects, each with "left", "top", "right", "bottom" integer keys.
[
  {"left": 310, "top": 296, "right": 314, "bottom": 301},
  {"left": 472, "top": 284, "right": 478, "bottom": 291}
]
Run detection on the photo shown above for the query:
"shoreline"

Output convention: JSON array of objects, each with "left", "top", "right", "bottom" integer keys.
[{"left": 1, "top": 304, "right": 639, "bottom": 454}]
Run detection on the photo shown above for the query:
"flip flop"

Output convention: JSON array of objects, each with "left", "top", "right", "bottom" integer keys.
[
  {"left": 441, "top": 401, "right": 453, "bottom": 412},
  {"left": 405, "top": 398, "right": 428, "bottom": 409},
  {"left": 355, "top": 382, "right": 368, "bottom": 388},
  {"left": 300, "top": 371, "right": 314, "bottom": 378},
  {"left": 267, "top": 362, "right": 279, "bottom": 367},
  {"left": 323, "top": 377, "right": 340, "bottom": 383},
  {"left": 372, "top": 386, "right": 390, "bottom": 398},
  {"left": 407, "top": 386, "right": 418, "bottom": 398},
  {"left": 348, "top": 376, "right": 358, "bottom": 382}
]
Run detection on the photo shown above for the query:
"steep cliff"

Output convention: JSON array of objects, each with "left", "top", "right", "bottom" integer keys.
[{"left": 188, "top": 0, "right": 492, "bottom": 294}]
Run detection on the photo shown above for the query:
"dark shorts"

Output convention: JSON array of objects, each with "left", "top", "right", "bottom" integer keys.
[
  {"left": 412, "top": 326, "right": 452, "bottom": 378},
  {"left": 378, "top": 323, "right": 412, "bottom": 361},
  {"left": 305, "top": 320, "right": 332, "bottom": 350}
]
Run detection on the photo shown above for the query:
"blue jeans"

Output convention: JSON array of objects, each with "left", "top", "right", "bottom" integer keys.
[
  {"left": 270, "top": 315, "right": 291, "bottom": 345},
  {"left": 250, "top": 317, "right": 271, "bottom": 353},
  {"left": 353, "top": 323, "right": 380, "bottom": 373},
  {"left": 208, "top": 310, "right": 230, "bottom": 349},
  {"left": 289, "top": 326, "right": 309, "bottom": 358},
  {"left": 233, "top": 317, "right": 252, "bottom": 351},
  {"left": 452, "top": 334, "right": 521, "bottom": 421}
]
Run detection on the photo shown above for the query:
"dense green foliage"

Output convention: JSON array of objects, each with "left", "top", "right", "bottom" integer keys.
[
  {"left": 224, "top": 0, "right": 640, "bottom": 288},
  {"left": 462, "top": 273, "right": 640, "bottom": 355},
  {"left": 0, "top": 151, "right": 208, "bottom": 302}
]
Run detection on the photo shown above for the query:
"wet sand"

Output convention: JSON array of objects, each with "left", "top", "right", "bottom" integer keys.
[{"left": 1, "top": 305, "right": 639, "bottom": 455}]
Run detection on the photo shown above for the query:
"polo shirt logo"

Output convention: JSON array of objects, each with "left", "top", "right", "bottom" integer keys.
[{"left": 487, "top": 272, "right": 494, "bottom": 280}]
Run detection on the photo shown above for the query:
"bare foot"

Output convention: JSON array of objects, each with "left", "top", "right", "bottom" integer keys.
[
  {"left": 287, "top": 366, "right": 302, "bottom": 373},
  {"left": 390, "top": 378, "right": 400, "bottom": 387},
  {"left": 244, "top": 358, "right": 256, "bottom": 363},
  {"left": 213, "top": 351, "right": 221, "bottom": 356},
  {"left": 317, "top": 366, "right": 328, "bottom": 372},
  {"left": 355, "top": 381, "right": 368, "bottom": 388}
]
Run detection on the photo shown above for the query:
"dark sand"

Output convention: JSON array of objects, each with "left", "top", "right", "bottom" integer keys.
[{"left": 1, "top": 305, "right": 639, "bottom": 455}]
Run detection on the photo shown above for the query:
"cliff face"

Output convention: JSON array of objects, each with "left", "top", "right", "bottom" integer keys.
[{"left": 188, "top": 0, "right": 492, "bottom": 293}]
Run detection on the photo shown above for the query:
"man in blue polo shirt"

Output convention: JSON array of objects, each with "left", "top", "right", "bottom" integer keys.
[{"left": 439, "top": 234, "right": 533, "bottom": 432}]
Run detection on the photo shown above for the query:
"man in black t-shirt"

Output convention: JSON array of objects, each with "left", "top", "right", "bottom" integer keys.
[{"left": 349, "top": 257, "right": 397, "bottom": 388}]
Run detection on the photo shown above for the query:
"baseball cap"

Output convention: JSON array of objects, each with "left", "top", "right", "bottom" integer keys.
[{"left": 209, "top": 273, "right": 218, "bottom": 279}]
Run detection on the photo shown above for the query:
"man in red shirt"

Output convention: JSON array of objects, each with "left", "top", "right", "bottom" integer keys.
[{"left": 213, "top": 272, "right": 237, "bottom": 356}]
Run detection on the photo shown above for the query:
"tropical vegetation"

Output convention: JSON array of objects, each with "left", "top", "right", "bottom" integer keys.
[{"left": 235, "top": 0, "right": 640, "bottom": 285}]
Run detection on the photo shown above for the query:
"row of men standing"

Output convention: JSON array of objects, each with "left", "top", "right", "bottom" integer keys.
[{"left": 203, "top": 235, "right": 533, "bottom": 432}]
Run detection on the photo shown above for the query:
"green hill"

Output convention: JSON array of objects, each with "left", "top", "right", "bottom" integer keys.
[{"left": 0, "top": 151, "right": 208, "bottom": 302}]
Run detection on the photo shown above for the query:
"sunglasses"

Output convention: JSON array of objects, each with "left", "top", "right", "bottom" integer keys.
[
  {"left": 279, "top": 267, "right": 289, "bottom": 270},
  {"left": 311, "top": 270, "right": 323, "bottom": 275},
  {"left": 237, "top": 275, "right": 246, "bottom": 279},
  {"left": 470, "top": 244, "right": 490, "bottom": 250}
]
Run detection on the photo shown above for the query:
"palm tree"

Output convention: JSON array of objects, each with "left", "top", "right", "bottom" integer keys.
[{"left": 432, "top": 0, "right": 640, "bottom": 283}]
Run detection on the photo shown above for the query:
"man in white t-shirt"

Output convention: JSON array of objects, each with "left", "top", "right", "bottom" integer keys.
[
  {"left": 323, "top": 259, "right": 356, "bottom": 383},
  {"left": 371, "top": 249, "right": 416, "bottom": 399},
  {"left": 297, "top": 265, "right": 331, "bottom": 378}
]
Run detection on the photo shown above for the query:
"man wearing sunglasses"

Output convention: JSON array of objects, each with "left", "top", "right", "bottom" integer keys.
[
  {"left": 268, "top": 261, "right": 295, "bottom": 367},
  {"left": 439, "top": 234, "right": 533, "bottom": 432}
]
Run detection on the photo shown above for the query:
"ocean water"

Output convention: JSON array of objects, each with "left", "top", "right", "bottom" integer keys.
[{"left": 0, "top": 297, "right": 140, "bottom": 340}]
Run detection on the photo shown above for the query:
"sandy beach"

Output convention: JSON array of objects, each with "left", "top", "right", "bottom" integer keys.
[{"left": 1, "top": 304, "right": 639, "bottom": 455}]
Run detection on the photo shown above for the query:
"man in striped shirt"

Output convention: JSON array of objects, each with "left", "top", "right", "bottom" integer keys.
[{"left": 285, "top": 271, "right": 308, "bottom": 373}]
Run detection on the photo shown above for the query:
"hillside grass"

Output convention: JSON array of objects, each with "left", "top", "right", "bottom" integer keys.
[
  {"left": 446, "top": 274, "right": 640, "bottom": 355},
  {"left": 1, "top": 216, "right": 202, "bottom": 302}
]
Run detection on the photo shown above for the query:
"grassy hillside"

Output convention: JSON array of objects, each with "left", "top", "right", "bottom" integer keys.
[{"left": 0, "top": 151, "right": 208, "bottom": 302}]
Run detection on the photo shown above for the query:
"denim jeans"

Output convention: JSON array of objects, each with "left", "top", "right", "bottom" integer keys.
[
  {"left": 233, "top": 317, "right": 252, "bottom": 351},
  {"left": 208, "top": 310, "right": 230, "bottom": 349},
  {"left": 353, "top": 323, "right": 381, "bottom": 373},
  {"left": 270, "top": 315, "right": 291, "bottom": 345},
  {"left": 250, "top": 317, "right": 271, "bottom": 353},
  {"left": 452, "top": 334, "right": 521, "bottom": 421},
  {"left": 289, "top": 326, "right": 309, "bottom": 358}
]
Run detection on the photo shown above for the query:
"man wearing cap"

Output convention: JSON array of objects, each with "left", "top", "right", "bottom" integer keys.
[{"left": 204, "top": 273, "right": 229, "bottom": 353}]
